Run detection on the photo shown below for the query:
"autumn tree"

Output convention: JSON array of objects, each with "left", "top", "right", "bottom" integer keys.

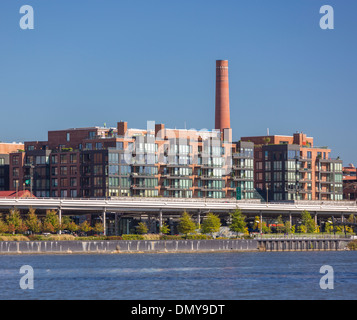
[
  {"left": 79, "top": 220, "right": 92, "bottom": 234},
  {"left": 42, "top": 210, "right": 60, "bottom": 233},
  {"left": 6, "top": 208, "right": 24, "bottom": 235},
  {"left": 201, "top": 213, "right": 221, "bottom": 237},
  {"left": 160, "top": 222, "right": 170, "bottom": 235},
  {"left": 177, "top": 211, "right": 196, "bottom": 238},
  {"left": 301, "top": 210, "right": 316, "bottom": 233},
  {"left": 229, "top": 209, "right": 247, "bottom": 235},
  {"left": 136, "top": 222, "right": 148, "bottom": 235},
  {"left": 93, "top": 222, "right": 104, "bottom": 235},
  {"left": 25, "top": 208, "right": 41, "bottom": 234},
  {"left": 0, "top": 217, "right": 8, "bottom": 234}
]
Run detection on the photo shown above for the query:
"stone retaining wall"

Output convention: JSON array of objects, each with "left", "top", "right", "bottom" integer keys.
[{"left": 0, "top": 239, "right": 259, "bottom": 254}]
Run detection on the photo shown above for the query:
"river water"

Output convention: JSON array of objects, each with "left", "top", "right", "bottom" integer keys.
[{"left": 0, "top": 251, "right": 356, "bottom": 300}]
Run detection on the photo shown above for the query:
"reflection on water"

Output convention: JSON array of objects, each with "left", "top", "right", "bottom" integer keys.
[{"left": 0, "top": 251, "right": 356, "bottom": 300}]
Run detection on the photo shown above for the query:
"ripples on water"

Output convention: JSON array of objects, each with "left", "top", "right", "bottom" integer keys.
[{"left": 0, "top": 252, "right": 356, "bottom": 300}]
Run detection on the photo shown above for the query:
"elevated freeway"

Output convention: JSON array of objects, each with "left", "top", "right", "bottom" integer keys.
[{"left": 0, "top": 197, "right": 356, "bottom": 217}]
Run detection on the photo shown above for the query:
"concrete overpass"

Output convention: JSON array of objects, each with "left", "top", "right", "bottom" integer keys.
[
  {"left": 1, "top": 197, "right": 356, "bottom": 216},
  {"left": 1, "top": 197, "right": 356, "bottom": 235}
]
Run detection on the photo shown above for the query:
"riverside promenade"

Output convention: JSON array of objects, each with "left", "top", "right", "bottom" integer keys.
[{"left": 0, "top": 238, "right": 352, "bottom": 254}]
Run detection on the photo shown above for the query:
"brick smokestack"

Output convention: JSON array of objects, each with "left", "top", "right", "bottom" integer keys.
[{"left": 215, "top": 60, "right": 231, "bottom": 132}]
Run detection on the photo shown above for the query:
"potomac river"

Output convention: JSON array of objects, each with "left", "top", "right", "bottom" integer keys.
[{"left": 0, "top": 251, "right": 356, "bottom": 300}]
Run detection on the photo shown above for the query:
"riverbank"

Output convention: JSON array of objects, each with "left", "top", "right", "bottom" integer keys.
[{"left": 0, "top": 238, "right": 353, "bottom": 254}]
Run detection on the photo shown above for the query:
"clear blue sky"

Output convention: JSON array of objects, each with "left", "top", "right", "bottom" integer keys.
[{"left": 0, "top": 0, "right": 356, "bottom": 165}]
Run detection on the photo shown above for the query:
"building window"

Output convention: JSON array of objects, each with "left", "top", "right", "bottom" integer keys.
[
  {"left": 70, "top": 178, "right": 77, "bottom": 187},
  {"left": 60, "top": 154, "right": 67, "bottom": 164},
  {"left": 51, "top": 167, "right": 58, "bottom": 176},
  {"left": 66, "top": 133, "right": 70, "bottom": 142},
  {"left": 12, "top": 156, "right": 19, "bottom": 165},
  {"left": 60, "top": 178, "right": 68, "bottom": 187},
  {"left": 70, "top": 154, "right": 77, "bottom": 164},
  {"left": 51, "top": 155, "right": 58, "bottom": 164},
  {"left": 89, "top": 131, "right": 96, "bottom": 139},
  {"left": 12, "top": 168, "right": 19, "bottom": 177},
  {"left": 70, "top": 166, "right": 77, "bottom": 175},
  {"left": 52, "top": 179, "right": 58, "bottom": 187}
]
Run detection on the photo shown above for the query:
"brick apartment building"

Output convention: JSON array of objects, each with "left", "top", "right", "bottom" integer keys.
[
  {"left": 7, "top": 121, "right": 257, "bottom": 200},
  {"left": 241, "top": 132, "right": 343, "bottom": 201},
  {"left": 0, "top": 142, "right": 24, "bottom": 191},
  {"left": 343, "top": 164, "right": 357, "bottom": 200}
]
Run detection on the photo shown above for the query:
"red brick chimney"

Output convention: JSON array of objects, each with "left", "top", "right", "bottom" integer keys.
[
  {"left": 215, "top": 60, "right": 231, "bottom": 132},
  {"left": 117, "top": 121, "right": 128, "bottom": 136}
]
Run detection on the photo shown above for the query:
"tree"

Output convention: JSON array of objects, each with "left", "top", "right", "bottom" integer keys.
[
  {"left": 6, "top": 208, "right": 23, "bottom": 235},
  {"left": 347, "top": 214, "right": 356, "bottom": 224},
  {"left": 61, "top": 216, "right": 72, "bottom": 231},
  {"left": 252, "top": 216, "right": 261, "bottom": 231},
  {"left": 136, "top": 222, "right": 148, "bottom": 235},
  {"left": 66, "top": 221, "right": 79, "bottom": 234},
  {"left": 42, "top": 210, "right": 60, "bottom": 233},
  {"left": 93, "top": 222, "right": 104, "bottom": 235},
  {"left": 301, "top": 210, "right": 316, "bottom": 233},
  {"left": 276, "top": 215, "right": 285, "bottom": 233},
  {"left": 229, "top": 209, "right": 247, "bottom": 235},
  {"left": 79, "top": 220, "right": 92, "bottom": 234},
  {"left": 160, "top": 222, "right": 170, "bottom": 235},
  {"left": 283, "top": 221, "right": 292, "bottom": 234},
  {"left": 263, "top": 137, "right": 271, "bottom": 145},
  {"left": 201, "top": 213, "right": 221, "bottom": 237},
  {"left": 0, "top": 217, "right": 8, "bottom": 234},
  {"left": 177, "top": 211, "right": 196, "bottom": 238},
  {"left": 25, "top": 208, "right": 41, "bottom": 234}
]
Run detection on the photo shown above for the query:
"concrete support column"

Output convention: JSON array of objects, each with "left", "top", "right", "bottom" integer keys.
[
  {"left": 58, "top": 208, "right": 62, "bottom": 235},
  {"left": 103, "top": 209, "right": 107, "bottom": 236},
  {"left": 148, "top": 214, "right": 152, "bottom": 233},
  {"left": 314, "top": 213, "right": 317, "bottom": 225},
  {"left": 289, "top": 212, "right": 292, "bottom": 228},
  {"left": 115, "top": 213, "right": 118, "bottom": 236},
  {"left": 197, "top": 210, "right": 201, "bottom": 229},
  {"left": 260, "top": 212, "right": 263, "bottom": 234},
  {"left": 159, "top": 210, "right": 163, "bottom": 233}
]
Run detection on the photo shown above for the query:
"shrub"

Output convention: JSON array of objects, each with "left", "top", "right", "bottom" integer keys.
[
  {"left": 160, "top": 235, "right": 184, "bottom": 240},
  {"left": 28, "top": 234, "right": 46, "bottom": 241},
  {"left": 347, "top": 240, "right": 357, "bottom": 250},
  {"left": 121, "top": 234, "right": 145, "bottom": 240},
  {"left": 0, "top": 235, "right": 30, "bottom": 241},
  {"left": 143, "top": 234, "right": 160, "bottom": 240},
  {"left": 106, "top": 236, "right": 123, "bottom": 240},
  {"left": 186, "top": 234, "right": 210, "bottom": 240},
  {"left": 47, "top": 234, "right": 76, "bottom": 241}
]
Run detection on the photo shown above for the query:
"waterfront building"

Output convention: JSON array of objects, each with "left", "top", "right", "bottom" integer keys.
[
  {"left": 0, "top": 142, "right": 24, "bottom": 191},
  {"left": 241, "top": 132, "right": 343, "bottom": 201}
]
